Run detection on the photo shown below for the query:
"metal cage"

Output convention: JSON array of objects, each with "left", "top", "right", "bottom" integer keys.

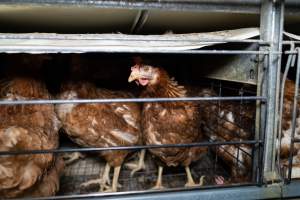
[{"left": 0, "top": 0, "right": 299, "bottom": 200}]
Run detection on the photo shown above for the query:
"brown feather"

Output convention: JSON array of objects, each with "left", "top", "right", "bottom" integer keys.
[
  {"left": 280, "top": 78, "right": 300, "bottom": 158},
  {"left": 0, "top": 77, "right": 61, "bottom": 198},
  {"left": 198, "top": 87, "right": 254, "bottom": 182},
  {"left": 56, "top": 81, "right": 141, "bottom": 167},
  {"left": 140, "top": 67, "right": 206, "bottom": 167}
]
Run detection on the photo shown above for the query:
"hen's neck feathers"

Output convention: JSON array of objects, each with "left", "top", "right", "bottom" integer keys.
[
  {"left": 143, "top": 69, "right": 187, "bottom": 98},
  {"left": 141, "top": 69, "right": 190, "bottom": 108},
  {"left": 165, "top": 78, "right": 187, "bottom": 97}
]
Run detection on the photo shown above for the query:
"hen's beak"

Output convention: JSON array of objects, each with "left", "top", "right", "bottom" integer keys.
[{"left": 128, "top": 70, "right": 140, "bottom": 82}]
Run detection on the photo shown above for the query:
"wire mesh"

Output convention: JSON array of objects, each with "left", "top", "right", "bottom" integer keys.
[
  {"left": 280, "top": 46, "right": 300, "bottom": 182},
  {"left": 199, "top": 82, "right": 256, "bottom": 184},
  {"left": 58, "top": 152, "right": 229, "bottom": 195},
  {"left": 0, "top": 53, "right": 260, "bottom": 200},
  {"left": 49, "top": 80, "right": 257, "bottom": 198}
]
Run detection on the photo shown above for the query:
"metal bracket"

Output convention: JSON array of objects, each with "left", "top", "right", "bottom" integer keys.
[{"left": 260, "top": 0, "right": 284, "bottom": 183}]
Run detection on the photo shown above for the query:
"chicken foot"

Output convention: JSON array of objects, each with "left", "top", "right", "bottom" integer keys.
[
  {"left": 62, "top": 152, "right": 85, "bottom": 165},
  {"left": 125, "top": 149, "right": 146, "bottom": 177},
  {"left": 80, "top": 162, "right": 111, "bottom": 192},
  {"left": 107, "top": 166, "right": 122, "bottom": 192},
  {"left": 152, "top": 166, "right": 165, "bottom": 190},
  {"left": 215, "top": 176, "right": 225, "bottom": 185},
  {"left": 185, "top": 166, "right": 205, "bottom": 187}
]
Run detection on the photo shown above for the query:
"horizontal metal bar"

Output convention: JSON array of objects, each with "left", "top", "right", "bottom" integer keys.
[
  {"left": 283, "top": 41, "right": 300, "bottom": 45},
  {"left": 0, "top": 96, "right": 266, "bottom": 105},
  {"left": 0, "top": 35, "right": 267, "bottom": 44},
  {"left": 214, "top": 85, "right": 257, "bottom": 95},
  {"left": 292, "top": 138, "right": 300, "bottom": 143},
  {"left": 0, "top": 48, "right": 272, "bottom": 55},
  {"left": 0, "top": 0, "right": 261, "bottom": 14},
  {"left": 282, "top": 180, "right": 300, "bottom": 198},
  {"left": 0, "top": 140, "right": 262, "bottom": 156},
  {"left": 1, "top": 0, "right": 299, "bottom": 16},
  {"left": 9, "top": 183, "right": 259, "bottom": 200},
  {"left": 284, "top": 50, "right": 300, "bottom": 54}
]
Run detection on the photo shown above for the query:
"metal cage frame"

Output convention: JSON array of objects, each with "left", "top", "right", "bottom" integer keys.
[{"left": 1, "top": 0, "right": 300, "bottom": 199}]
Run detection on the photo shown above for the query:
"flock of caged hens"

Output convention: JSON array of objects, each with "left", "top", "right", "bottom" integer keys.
[{"left": 0, "top": 54, "right": 299, "bottom": 198}]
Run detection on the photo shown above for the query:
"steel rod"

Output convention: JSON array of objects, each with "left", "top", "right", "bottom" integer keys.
[
  {"left": 0, "top": 48, "right": 272, "bottom": 55},
  {"left": 283, "top": 41, "right": 300, "bottom": 45},
  {"left": 0, "top": 140, "right": 262, "bottom": 156},
  {"left": 285, "top": 51, "right": 300, "bottom": 54},
  {"left": 273, "top": 1, "right": 285, "bottom": 179},
  {"left": 9, "top": 182, "right": 257, "bottom": 200},
  {"left": 261, "top": 0, "right": 284, "bottom": 182},
  {"left": 277, "top": 44, "right": 295, "bottom": 179},
  {"left": 0, "top": 35, "right": 267, "bottom": 44},
  {"left": 0, "top": 0, "right": 261, "bottom": 14},
  {"left": 0, "top": 96, "right": 266, "bottom": 105},
  {"left": 254, "top": 45, "right": 266, "bottom": 185}
]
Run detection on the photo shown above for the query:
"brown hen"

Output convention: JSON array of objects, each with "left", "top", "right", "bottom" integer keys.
[
  {"left": 21, "top": 157, "right": 65, "bottom": 198},
  {"left": 280, "top": 78, "right": 300, "bottom": 158},
  {"left": 128, "top": 64, "right": 207, "bottom": 189},
  {"left": 0, "top": 77, "right": 61, "bottom": 198},
  {"left": 198, "top": 78, "right": 300, "bottom": 183},
  {"left": 56, "top": 81, "right": 141, "bottom": 192},
  {"left": 279, "top": 78, "right": 300, "bottom": 178},
  {"left": 198, "top": 88, "right": 254, "bottom": 184}
]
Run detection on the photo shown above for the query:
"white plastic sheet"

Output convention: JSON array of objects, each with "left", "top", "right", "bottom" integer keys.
[{"left": 0, "top": 28, "right": 259, "bottom": 53}]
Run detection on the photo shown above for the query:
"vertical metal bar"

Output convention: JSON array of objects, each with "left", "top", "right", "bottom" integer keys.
[
  {"left": 238, "top": 88, "right": 243, "bottom": 138},
  {"left": 288, "top": 48, "right": 300, "bottom": 182},
  {"left": 260, "top": 53, "right": 270, "bottom": 184},
  {"left": 254, "top": 52, "right": 266, "bottom": 184},
  {"left": 273, "top": 2, "right": 285, "bottom": 176},
  {"left": 277, "top": 44, "right": 295, "bottom": 181},
  {"left": 260, "top": 0, "right": 284, "bottom": 182}
]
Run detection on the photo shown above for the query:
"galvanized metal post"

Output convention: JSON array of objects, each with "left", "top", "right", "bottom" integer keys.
[{"left": 260, "top": 0, "right": 284, "bottom": 182}]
